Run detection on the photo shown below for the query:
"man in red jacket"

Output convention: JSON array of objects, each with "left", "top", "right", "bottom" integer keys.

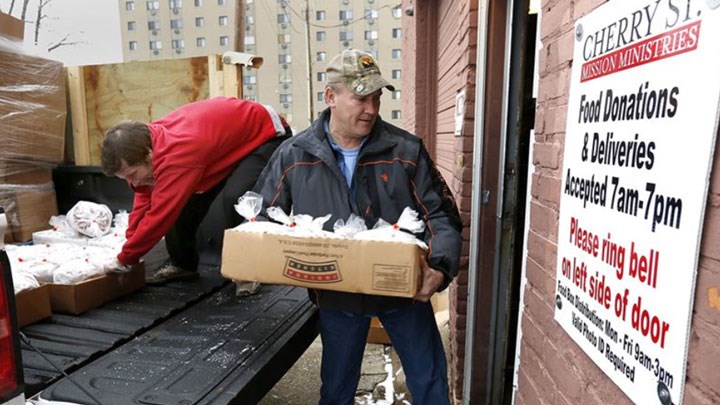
[{"left": 101, "top": 97, "right": 290, "bottom": 285}]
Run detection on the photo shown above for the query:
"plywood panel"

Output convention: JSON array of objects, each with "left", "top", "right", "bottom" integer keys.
[{"left": 80, "top": 57, "right": 210, "bottom": 165}]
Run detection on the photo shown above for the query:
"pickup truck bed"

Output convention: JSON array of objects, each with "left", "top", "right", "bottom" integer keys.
[{"left": 20, "top": 267, "right": 318, "bottom": 404}]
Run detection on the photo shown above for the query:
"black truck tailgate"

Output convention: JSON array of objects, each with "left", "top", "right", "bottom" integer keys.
[{"left": 20, "top": 268, "right": 318, "bottom": 404}]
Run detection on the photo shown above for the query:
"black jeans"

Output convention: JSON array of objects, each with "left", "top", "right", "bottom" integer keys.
[{"left": 165, "top": 135, "right": 289, "bottom": 270}]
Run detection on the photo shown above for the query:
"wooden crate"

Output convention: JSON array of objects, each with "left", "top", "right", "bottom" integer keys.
[{"left": 68, "top": 52, "right": 263, "bottom": 166}]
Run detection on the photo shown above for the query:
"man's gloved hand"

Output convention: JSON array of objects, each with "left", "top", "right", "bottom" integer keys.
[
  {"left": 103, "top": 257, "right": 133, "bottom": 273},
  {"left": 413, "top": 255, "right": 444, "bottom": 303}
]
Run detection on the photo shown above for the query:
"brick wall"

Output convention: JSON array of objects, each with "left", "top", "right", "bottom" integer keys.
[
  {"left": 516, "top": 0, "right": 720, "bottom": 403},
  {"left": 401, "top": 0, "right": 477, "bottom": 401}
]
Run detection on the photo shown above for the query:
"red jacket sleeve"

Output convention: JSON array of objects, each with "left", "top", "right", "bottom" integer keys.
[{"left": 117, "top": 166, "right": 204, "bottom": 265}]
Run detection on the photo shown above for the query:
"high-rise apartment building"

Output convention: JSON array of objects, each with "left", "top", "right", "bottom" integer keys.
[
  {"left": 118, "top": 0, "right": 236, "bottom": 61},
  {"left": 117, "top": 0, "right": 403, "bottom": 129}
]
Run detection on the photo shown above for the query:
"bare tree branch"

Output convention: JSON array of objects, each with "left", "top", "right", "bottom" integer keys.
[
  {"left": 20, "top": 0, "right": 29, "bottom": 20},
  {"left": 47, "top": 33, "right": 87, "bottom": 52},
  {"left": 8, "top": 0, "right": 16, "bottom": 14}
]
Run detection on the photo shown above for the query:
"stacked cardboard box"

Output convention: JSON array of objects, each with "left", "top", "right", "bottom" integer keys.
[{"left": 0, "top": 12, "right": 66, "bottom": 242}]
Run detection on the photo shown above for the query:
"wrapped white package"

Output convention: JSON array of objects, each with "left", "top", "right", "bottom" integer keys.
[
  {"left": 66, "top": 201, "right": 114, "bottom": 238},
  {"left": 52, "top": 258, "right": 105, "bottom": 284},
  {"left": 11, "top": 267, "right": 40, "bottom": 294},
  {"left": 49, "top": 215, "right": 82, "bottom": 237},
  {"left": 353, "top": 207, "right": 428, "bottom": 249},
  {"left": 113, "top": 210, "right": 129, "bottom": 231},
  {"left": 333, "top": 214, "right": 368, "bottom": 238}
]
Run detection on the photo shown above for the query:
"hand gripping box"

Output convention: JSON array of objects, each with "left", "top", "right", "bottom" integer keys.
[{"left": 221, "top": 230, "right": 423, "bottom": 298}]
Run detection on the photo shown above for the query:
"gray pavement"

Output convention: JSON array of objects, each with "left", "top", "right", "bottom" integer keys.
[{"left": 259, "top": 310, "right": 451, "bottom": 405}]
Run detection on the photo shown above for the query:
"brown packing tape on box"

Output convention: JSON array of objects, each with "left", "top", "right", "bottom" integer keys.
[
  {"left": 0, "top": 188, "right": 58, "bottom": 242},
  {"left": 222, "top": 230, "right": 423, "bottom": 298},
  {"left": 0, "top": 49, "right": 66, "bottom": 163},
  {"left": 15, "top": 284, "right": 52, "bottom": 328},
  {"left": 49, "top": 263, "right": 145, "bottom": 315}
]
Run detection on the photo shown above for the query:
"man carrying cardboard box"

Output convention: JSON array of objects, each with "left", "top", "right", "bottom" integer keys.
[
  {"left": 101, "top": 97, "right": 290, "bottom": 285},
  {"left": 252, "top": 49, "right": 462, "bottom": 404}
]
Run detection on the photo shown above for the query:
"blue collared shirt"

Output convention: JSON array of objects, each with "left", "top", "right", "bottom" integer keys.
[{"left": 324, "top": 120, "right": 365, "bottom": 193}]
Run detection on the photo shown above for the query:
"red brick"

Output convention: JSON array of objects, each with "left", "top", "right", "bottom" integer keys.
[
  {"left": 686, "top": 320, "right": 720, "bottom": 394},
  {"left": 533, "top": 142, "right": 562, "bottom": 170},
  {"left": 693, "top": 261, "right": 720, "bottom": 326},
  {"left": 540, "top": 0, "right": 574, "bottom": 42},
  {"left": 700, "top": 204, "right": 720, "bottom": 261}
]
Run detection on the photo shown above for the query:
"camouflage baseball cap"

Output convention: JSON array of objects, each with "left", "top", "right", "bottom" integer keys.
[{"left": 326, "top": 49, "right": 395, "bottom": 96}]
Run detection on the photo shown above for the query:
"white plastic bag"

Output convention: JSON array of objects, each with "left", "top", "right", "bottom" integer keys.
[
  {"left": 353, "top": 207, "right": 428, "bottom": 248},
  {"left": 333, "top": 214, "right": 368, "bottom": 238},
  {"left": 233, "top": 191, "right": 288, "bottom": 233},
  {"left": 66, "top": 201, "right": 114, "bottom": 238}
]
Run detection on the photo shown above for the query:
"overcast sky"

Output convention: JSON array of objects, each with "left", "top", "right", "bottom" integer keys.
[{"left": 0, "top": 0, "right": 122, "bottom": 66}]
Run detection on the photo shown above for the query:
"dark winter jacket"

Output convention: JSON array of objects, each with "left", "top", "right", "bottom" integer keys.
[{"left": 252, "top": 109, "right": 462, "bottom": 314}]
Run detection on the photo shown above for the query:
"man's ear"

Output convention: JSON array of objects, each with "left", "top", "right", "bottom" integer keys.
[{"left": 324, "top": 87, "right": 335, "bottom": 107}]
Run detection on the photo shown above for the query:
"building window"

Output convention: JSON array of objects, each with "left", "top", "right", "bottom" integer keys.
[
  {"left": 278, "top": 34, "right": 291, "bottom": 44},
  {"left": 279, "top": 73, "right": 292, "bottom": 83},
  {"left": 279, "top": 54, "right": 292, "bottom": 63},
  {"left": 150, "top": 40, "right": 162, "bottom": 50},
  {"left": 171, "top": 19, "right": 183, "bottom": 29},
  {"left": 392, "top": 69, "right": 401, "bottom": 79},
  {"left": 392, "top": 90, "right": 401, "bottom": 100},
  {"left": 220, "top": 36, "right": 229, "bottom": 46},
  {"left": 277, "top": 13, "right": 289, "bottom": 24},
  {"left": 197, "top": 37, "right": 206, "bottom": 47},
  {"left": 172, "top": 39, "right": 184, "bottom": 48},
  {"left": 280, "top": 94, "right": 292, "bottom": 103},
  {"left": 317, "top": 72, "right": 326, "bottom": 82},
  {"left": 195, "top": 17, "right": 204, "bottom": 27},
  {"left": 127, "top": 21, "right": 136, "bottom": 31},
  {"left": 365, "top": 9, "right": 378, "bottom": 19},
  {"left": 148, "top": 20, "right": 160, "bottom": 30},
  {"left": 244, "top": 35, "right": 255, "bottom": 45},
  {"left": 317, "top": 92, "right": 324, "bottom": 102},
  {"left": 146, "top": 1, "right": 159, "bottom": 10},
  {"left": 126, "top": 1, "right": 135, "bottom": 11},
  {"left": 392, "top": 28, "right": 402, "bottom": 38},
  {"left": 246, "top": 15, "right": 254, "bottom": 25},
  {"left": 129, "top": 41, "right": 138, "bottom": 50},
  {"left": 316, "top": 31, "right": 326, "bottom": 42},
  {"left": 391, "top": 110, "right": 401, "bottom": 119},
  {"left": 364, "top": 30, "right": 378, "bottom": 40},
  {"left": 316, "top": 10, "right": 326, "bottom": 21},
  {"left": 244, "top": 95, "right": 257, "bottom": 101},
  {"left": 169, "top": 0, "right": 182, "bottom": 9},
  {"left": 218, "top": 0, "right": 225, "bottom": 4},
  {"left": 194, "top": 0, "right": 202, "bottom": 6},
  {"left": 243, "top": 75, "right": 257, "bottom": 84},
  {"left": 339, "top": 31, "right": 353, "bottom": 41},
  {"left": 339, "top": 10, "right": 352, "bottom": 20},
  {"left": 392, "top": 6, "right": 402, "bottom": 18},
  {"left": 367, "top": 50, "right": 378, "bottom": 59},
  {"left": 392, "top": 49, "right": 401, "bottom": 59},
  {"left": 316, "top": 51, "right": 326, "bottom": 62},
  {"left": 219, "top": 16, "right": 228, "bottom": 26}
]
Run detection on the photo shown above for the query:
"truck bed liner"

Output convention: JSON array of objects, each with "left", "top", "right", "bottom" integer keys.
[{"left": 20, "top": 268, "right": 318, "bottom": 404}]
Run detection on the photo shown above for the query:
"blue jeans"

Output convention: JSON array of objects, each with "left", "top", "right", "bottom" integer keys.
[{"left": 318, "top": 302, "right": 449, "bottom": 405}]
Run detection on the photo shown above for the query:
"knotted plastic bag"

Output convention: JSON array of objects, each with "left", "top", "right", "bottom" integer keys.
[
  {"left": 353, "top": 207, "right": 428, "bottom": 249},
  {"left": 333, "top": 214, "right": 368, "bottom": 238},
  {"left": 233, "top": 191, "right": 287, "bottom": 233}
]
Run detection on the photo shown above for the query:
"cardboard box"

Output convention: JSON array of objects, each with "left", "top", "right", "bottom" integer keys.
[
  {"left": 49, "top": 263, "right": 145, "bottom": 315},
  {"left": 15, "top": 284, "right": 51, "bottom": 328},
  {"left": 0, "top": 189, "right": 58, "bottom": 242},
  {"left": 0, "top": 11, "right": 24, "bottom": 41},
  {"left": 222, "top": 230, "right": 423, "bottom": 298},
  {"left": 0, "top": 49, "right": 66, "bottom": 163},
  {"left": 0, "top": 160, "right": 53, "bottom": 185}
]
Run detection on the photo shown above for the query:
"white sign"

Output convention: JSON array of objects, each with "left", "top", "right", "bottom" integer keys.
[
  {"left": 554, "top": 1, "right": 720, "bottom": 404},
  {"left": 454, "top": 90, "right": 466, "bottom": 136}
]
